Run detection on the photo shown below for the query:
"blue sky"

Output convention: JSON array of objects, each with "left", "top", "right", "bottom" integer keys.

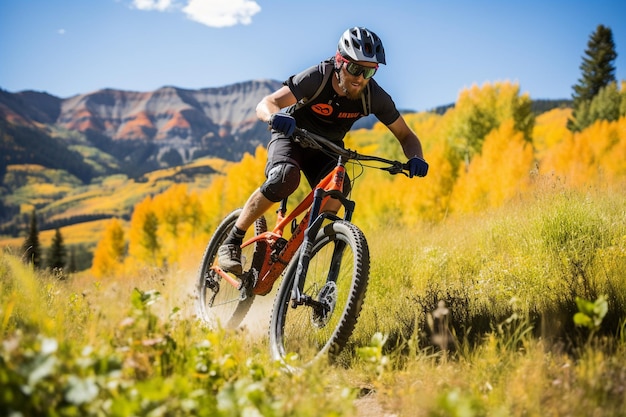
[{"left": 1, "top": 0, "right": 625, "bottom": 111}]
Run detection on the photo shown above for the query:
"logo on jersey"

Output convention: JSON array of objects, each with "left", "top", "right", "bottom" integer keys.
[{"left": 311, "top": 103, "right": 333, "bottom": 116}]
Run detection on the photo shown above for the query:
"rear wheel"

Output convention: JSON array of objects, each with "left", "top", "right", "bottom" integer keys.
[
  {"left": 269, "top": 220, "right": 369, "bottom": 369},
  {"left": 196, "top": 209, "right": 267, "bottom": 328}
]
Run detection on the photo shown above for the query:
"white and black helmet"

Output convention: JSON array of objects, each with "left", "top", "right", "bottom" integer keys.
[{"left": 337, "top": 26, "right": 386, "bottom": 65}]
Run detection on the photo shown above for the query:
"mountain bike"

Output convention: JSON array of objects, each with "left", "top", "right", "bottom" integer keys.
[{"left": 196, "top": 127, "right": 412, "bottom": 369}]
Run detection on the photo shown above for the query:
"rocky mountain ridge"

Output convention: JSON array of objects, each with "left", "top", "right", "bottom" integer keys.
[
  {"left": 0, "top": 80, "right": 384, "bottom": 234},
  {"left": 1, "top": 80, "right": 286, "bottom": 178}
]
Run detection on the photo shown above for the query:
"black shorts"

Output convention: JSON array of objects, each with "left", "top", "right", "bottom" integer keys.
[{"left": 266, "top": 134, "right": 351, "bottom": 193}]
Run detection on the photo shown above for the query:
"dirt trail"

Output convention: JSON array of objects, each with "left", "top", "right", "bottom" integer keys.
[{"left": 355, "top": 393, "right": 395, "bottom": 417}]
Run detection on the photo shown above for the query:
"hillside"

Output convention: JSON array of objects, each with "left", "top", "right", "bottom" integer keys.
[
  {"left": 1, "top": 81, "right": 285, "bottom": 238},
  {"left": 0, "top": 81, "right": 363, "bottom": 265},
  {"left": 0, "top": 157, "right": 231, "bottom": 271},
  {"left": 0, "top": 81, "right": 283, "bottom": 178},
  {"left": 0, "top": 78, "right": 581, "bottom": 270}
]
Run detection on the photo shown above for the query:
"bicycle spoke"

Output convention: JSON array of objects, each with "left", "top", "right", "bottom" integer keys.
[
  {"left": 270, "top": 221, "right": 369, "bottom": 368},
  {"left": 197, "top": 211, "right": 266, "bottom": 329},
  {"left": 283, "top": 231, "right": 356, "bottom": 361}
]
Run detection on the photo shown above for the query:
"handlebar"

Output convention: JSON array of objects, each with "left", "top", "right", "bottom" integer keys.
[{"left": 292, "top": 127, "right": 409, "bottom": 176}]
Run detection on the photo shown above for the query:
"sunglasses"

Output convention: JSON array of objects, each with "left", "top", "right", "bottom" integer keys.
[{"left": 336, "top": 53, "right": 378, "bottom": 79}]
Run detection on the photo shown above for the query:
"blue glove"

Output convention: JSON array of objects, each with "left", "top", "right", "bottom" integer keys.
[
  {"left": 269, "top": 113, "right": 296, "bottom": 136},
  {"left": 407, "top": 157, "right": 429, "bottom": 178}
]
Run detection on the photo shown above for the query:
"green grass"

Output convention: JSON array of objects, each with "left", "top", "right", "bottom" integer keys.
[
  {"left": 1, "top": 186, "right": 625, "bottom": 416},
  {"left": 356, "top": 186, "right": 626, "bottom": 349}
]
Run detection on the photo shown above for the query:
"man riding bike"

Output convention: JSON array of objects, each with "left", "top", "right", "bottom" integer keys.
[{"left": 218, "top": 26, "right": 429, "bottom": 274}]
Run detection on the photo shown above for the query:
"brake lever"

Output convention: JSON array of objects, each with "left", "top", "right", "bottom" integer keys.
[
  {"left": 293, "top": 134, "right": 322, "bottom": 150},
  {"left": 382, "top": 162, "right": 409, "bottom": 177}
]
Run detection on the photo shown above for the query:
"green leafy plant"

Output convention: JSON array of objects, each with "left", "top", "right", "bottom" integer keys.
[
  {"left": 357, "top": 332, "right": 389, "bottom": 379},
  {"left": 574, "top": 295, "right": 608, "bottom": 333}
]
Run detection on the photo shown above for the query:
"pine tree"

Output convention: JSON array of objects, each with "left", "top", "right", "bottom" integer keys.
[
  {"left": 47, "top": 228, "right": 67, "bottom": 271},
  {"left": 569, "top": 25, "right": 618, "bottom": 131},
  {"left": 22, "top": 209, "right": 42, "bottom": 268},
  {"left": 67, "top": 246, "right": 78, "bottom": 273}
]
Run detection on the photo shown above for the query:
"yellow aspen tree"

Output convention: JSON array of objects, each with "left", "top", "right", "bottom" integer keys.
[
  {"left": 221, "top": 146, "right": 267, "bottom": 209},
  {"left": 549, "top": 80, "right": 624, "bottom": 187},
  {"left": 128, "top": 196, "right": 162, "bottom": 267},
  {"left": 150, "top": 184, "right": 204, "bottom": 266},
  {"left": 539, "top": 132, "right": 576, "bottom": 186},
  {"left": 451, "top": 119, "right": 534, "bottom": 213},
  {"left": 533, "top": 108, "right": 573, "bottom": 159},
  {"left": 350, "top": 166, "right": 401, "bottom": 230},
  {"left": 149, "top": 184, "right": 183, "bottom": 267},
  {"left": 188, "top": 147, "right": 273, "bottom": 250},
  {"left": 91, "top": 218, "right": 126, "bottom": 277},
  {"left": 176, "top": 188, "right": 204, "bottom": 259},
  {"left": 586, "top": 117, "right": 626, "bottom": 178},
  {"left": 599, "top": 117, "right": 626, "bottom": 182},
  {"left": 446, "top": 81, "right": 533, "bottom": 162},
  {"left": 543, "top": 117, "right": 626, "bottom": 188},
  {"left": 200, "top": 174, "right": 228, "bottom": 235},
  {"left": 153, "top": 184, "right": 185, "bottom": 238},
  {"left": 399, "top": 140, "right": 457, "bottom": 224},
  {"left": 181, "top": 190, "right": 203, "bottom": 237},
  {"left": 396, "top": 112, "right": 455, "bottom": 223},
  {"left": 179, "top": 189, "right": 210, "bottom": 265}
]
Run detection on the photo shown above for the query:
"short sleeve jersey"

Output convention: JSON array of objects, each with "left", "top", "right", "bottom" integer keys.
[{"left": 284, "top": 59, "right": 401, "bottom": 143}]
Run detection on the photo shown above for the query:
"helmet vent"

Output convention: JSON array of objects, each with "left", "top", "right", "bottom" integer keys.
[{"left": 338, "top": 26, "right": 386, "bottom": 65}]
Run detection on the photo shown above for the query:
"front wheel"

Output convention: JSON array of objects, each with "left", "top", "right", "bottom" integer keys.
[
  {"left": 196, "top": 209, "right": 267, "bottom": 329},
  {"left": 269, "top": 220, "right": 370, "bottom": 369}
]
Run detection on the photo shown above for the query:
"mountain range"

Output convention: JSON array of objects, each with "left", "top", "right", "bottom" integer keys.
[
  {"left": 0, "top": 82, "right": 569, "bottom": 226},
  {"left": 0, "top": 81, "right": 387, "bottom": 237},
  {"left": 0, "top": 81, "right": 383, "bottom": 182},
  {"left": 0, "top": 81, "right": 293, "bottom": 180}
]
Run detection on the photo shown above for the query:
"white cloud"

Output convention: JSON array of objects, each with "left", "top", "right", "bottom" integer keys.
[
  {"left": 127, "top": 0, "right": 261, "bottom": 28},
  {"left": 182, "top": 0, "right": 261, "bottom": 28},
  {"left": 132, "top": 0, "right": 175, "bottom": 12},
  {"left": 57, "top": 29, "right": 66, "bottom": 35}
]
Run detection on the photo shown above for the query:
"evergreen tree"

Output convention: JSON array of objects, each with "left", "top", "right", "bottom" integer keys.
[
  {"left": 67, "top": 246, "right": 78, "bottom": 273},
  {"left": 22, "top": 209, "right": 42, "bottom": 268},
  {"left": 569, "top": 25, "right": 618, "bottom": 131},
  {"left": 47, "top": 228, "right": 67, "bottom": 271},
  {"left": 620, "top": 81, "right": 626, "bottom": 116}
]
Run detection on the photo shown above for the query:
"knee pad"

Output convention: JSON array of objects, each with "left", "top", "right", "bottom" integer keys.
[{"left": 260, "top": 163, "right": 301, "bottom": 202}]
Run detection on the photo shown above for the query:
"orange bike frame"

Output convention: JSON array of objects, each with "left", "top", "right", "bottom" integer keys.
[{"left": 243, "top": 158, "right": 349, "bottom": 295}]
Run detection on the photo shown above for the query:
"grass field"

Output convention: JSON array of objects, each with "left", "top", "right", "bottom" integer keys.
[{"left": 2, "top": 184, "right": 625, "bottom": 416}]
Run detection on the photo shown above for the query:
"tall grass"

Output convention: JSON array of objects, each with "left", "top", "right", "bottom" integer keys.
[
  {"left": 0, "top": 258, "right": 358, "bottom": 416},
  {"left": 1, "top": 185, "right": 625, "bottom": 416},
  {"left": 347, "top": 184, "right": 626, "bottom": 416},
  {"left": 355, "top": 184, "right": 626, "bottom": 350}
]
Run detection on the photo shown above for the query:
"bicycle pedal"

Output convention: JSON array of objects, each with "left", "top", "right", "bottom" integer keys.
[
  {"left": 204, "top": 272, "right": 219, "bottom": 293},
  {"left": 239, "top": 269, "right": 258, "bottom": 299}
]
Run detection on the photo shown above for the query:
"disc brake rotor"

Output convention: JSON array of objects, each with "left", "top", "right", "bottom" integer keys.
[{"left": 311, "top": 281, "right": 337, "bottom": 328}]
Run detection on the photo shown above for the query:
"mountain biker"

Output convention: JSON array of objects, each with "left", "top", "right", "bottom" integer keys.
[{"left": 218, "top": 26, "right": 429, "bottom": 274}]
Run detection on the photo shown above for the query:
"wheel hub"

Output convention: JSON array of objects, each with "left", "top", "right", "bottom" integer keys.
[{"left": 311, "top": 281, "right": 337, "bottom": 328}]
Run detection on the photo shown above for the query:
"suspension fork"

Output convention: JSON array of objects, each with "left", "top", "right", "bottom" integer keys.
[{"left": 290, "top": 186, "right": 356, "bottom": 307}]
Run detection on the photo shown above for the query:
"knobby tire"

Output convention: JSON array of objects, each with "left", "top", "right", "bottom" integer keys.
[
  {"left": 196, "top": 209, "right": 267, "bottom": 329},
  {"left": 269, "top": 220, "right": 370, "bottom": 369}
]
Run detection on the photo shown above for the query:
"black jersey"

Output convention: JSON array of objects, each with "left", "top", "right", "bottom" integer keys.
[{"left": 284, "top": 59, "right": 401, "bottom": 143}]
